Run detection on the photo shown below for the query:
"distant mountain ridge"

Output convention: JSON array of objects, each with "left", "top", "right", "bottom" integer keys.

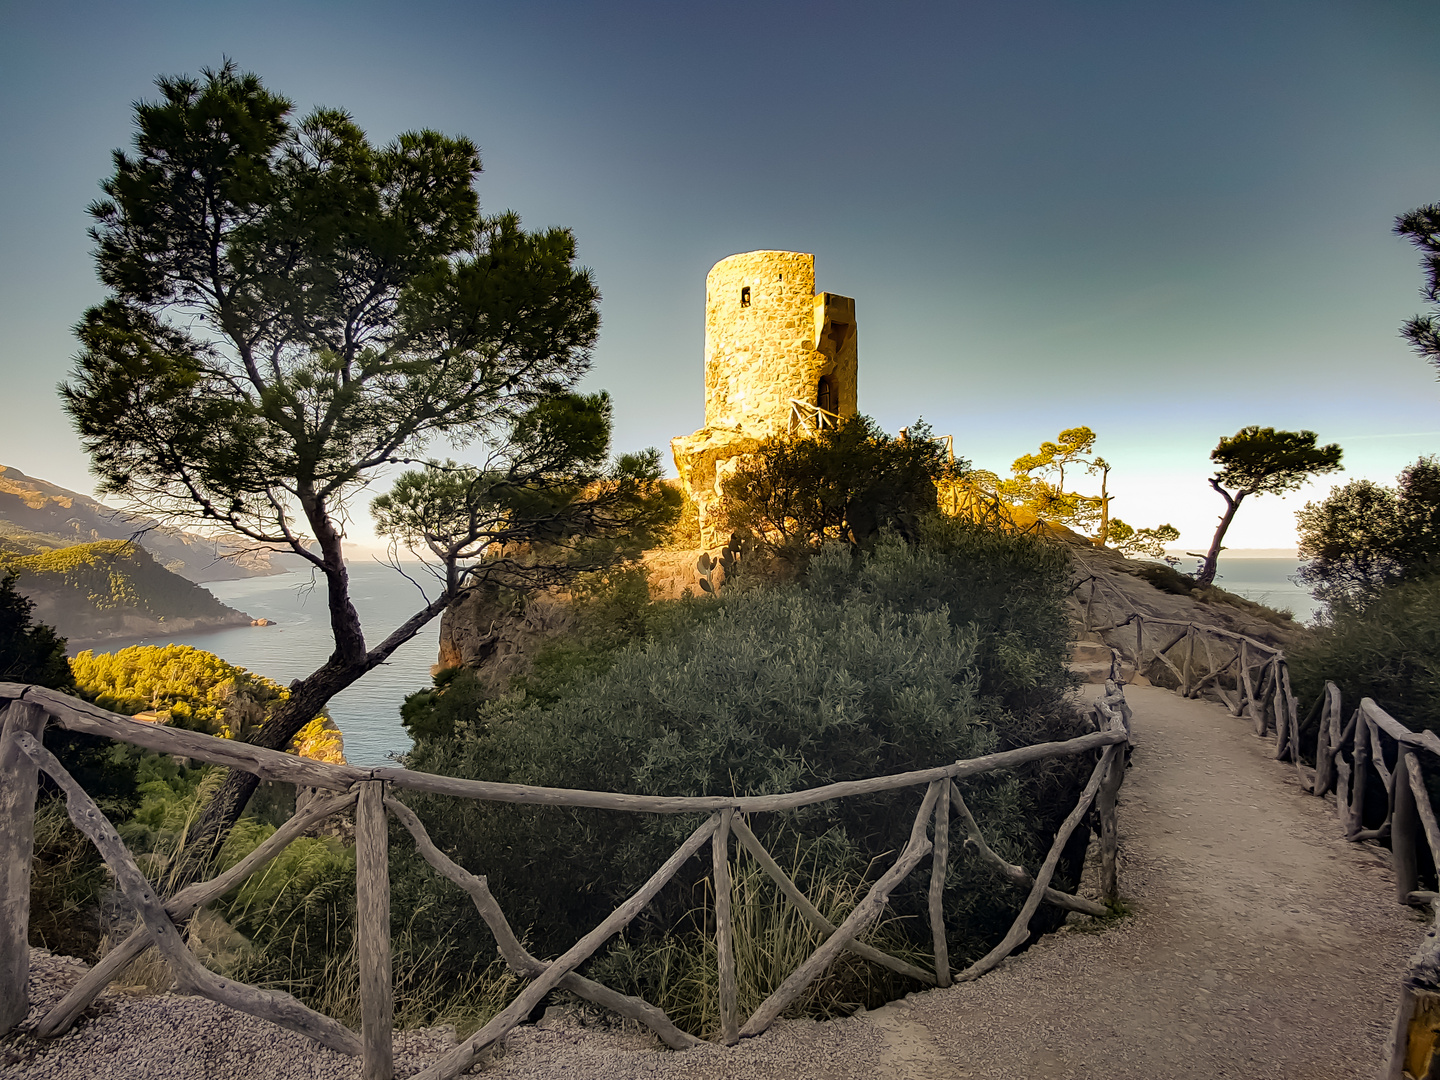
[
  {"left": 1, "top": 539, "right": 254, "bottom": 648},
  {"left": 0, "top": 465, "right": 300, "bottom": 583}
]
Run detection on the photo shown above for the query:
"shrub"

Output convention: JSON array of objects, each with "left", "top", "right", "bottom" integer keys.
[
  {"left": 1296, "top": 457, "right": 1440, "bottom": 613},
  {"left": 718, "top": 416, "right": 964, "bottom": 557},
  {"left": 1290, "top": 572, "right": 1440, "bottom": 736},
  {"left": 0, "top": 567, "right": 71, "bottom": 689},
  {"left": 71, "top": 643, "right": 340, "bottom": 759},
  {"left": 395, "top": 524, "right": 1090, "bottom": 1027}
]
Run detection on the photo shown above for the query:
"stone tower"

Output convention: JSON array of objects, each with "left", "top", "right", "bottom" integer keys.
[{"left": 672, "top": 250, "right": 858, "bottom": 544}]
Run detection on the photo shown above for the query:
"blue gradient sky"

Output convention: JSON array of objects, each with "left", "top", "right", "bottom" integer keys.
[{"left": 2, "top": 1, "right": 1437, "bottom": 551}]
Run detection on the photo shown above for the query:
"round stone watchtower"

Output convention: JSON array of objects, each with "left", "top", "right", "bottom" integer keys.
[{"left": 672, "top": 250, "right": 859, "bottom": 544}]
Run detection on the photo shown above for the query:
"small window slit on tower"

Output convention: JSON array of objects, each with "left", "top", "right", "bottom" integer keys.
[{"left": 740, "top": 286, "right": 750, "bottom": 307}]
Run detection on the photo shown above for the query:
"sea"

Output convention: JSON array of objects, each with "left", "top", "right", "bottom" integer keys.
[
  {"left": 1171, "top": 556, "right": 1321, "bottom": 625},
  {"left": 124, "top": 562, "right": 442, "bottom": 767},
  {"left": 108, "top": 555, "right": 1321, "bottom": 769}
]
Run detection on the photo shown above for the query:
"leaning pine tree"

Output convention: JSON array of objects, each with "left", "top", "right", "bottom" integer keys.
[{"left": 61, "top": 63, "right": 674, "bottom": 877}]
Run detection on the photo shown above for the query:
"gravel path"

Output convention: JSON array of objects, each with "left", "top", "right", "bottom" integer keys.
[{"left": 2, "top": 685, "right": 1423, "bottom": 1078}]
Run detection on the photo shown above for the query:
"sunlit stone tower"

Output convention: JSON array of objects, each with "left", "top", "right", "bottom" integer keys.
[{"left": 672, "top": 250, "right": 859, "bottom": 544}]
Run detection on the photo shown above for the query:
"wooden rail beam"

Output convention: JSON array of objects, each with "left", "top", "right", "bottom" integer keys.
[
  {"left": 728, "top": 816, "right": 938, "bottom": 985},
  {"left": 384, "top": 797, "right": 702, "bottom": 1050},
  {"left": 13, "top": 732, "right": 361, "bottom": 1056},
  {"left": 412, "top": 815, "right": 722, "bottom": 1080},
  {"left": 37, "top": 789, "right": 357, "bottom": 1038},
  {"left": 955, "top": 744, "right": 1120, "bottom": 984}
]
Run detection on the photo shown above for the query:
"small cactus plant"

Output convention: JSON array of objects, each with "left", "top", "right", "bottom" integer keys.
[{"left": 696, "top": 535, "right": 745, "bottom": 595}]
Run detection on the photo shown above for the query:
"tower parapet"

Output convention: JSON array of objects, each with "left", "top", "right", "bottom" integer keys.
[{"left": 672, "top": 251, "right": 859, "bottom": 544}]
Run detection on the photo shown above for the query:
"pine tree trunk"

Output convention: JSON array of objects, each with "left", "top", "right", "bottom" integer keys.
[
  {"left": 168, "top": 660, "right": 366, "bottom": 891},
  {"left": 1196, "top": 485, "right": 1244, "bottom": 586}
]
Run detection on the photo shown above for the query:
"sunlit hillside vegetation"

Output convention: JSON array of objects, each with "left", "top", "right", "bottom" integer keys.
[{"left": 71, "top": 643, "right": 342, "bottom": 762}]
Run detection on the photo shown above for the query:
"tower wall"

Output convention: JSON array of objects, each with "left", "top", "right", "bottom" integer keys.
[
  {"left": 674, "top": 249, "right": 859, "bottom": 545},
  {"left": 703, "top": 251, "right": 857, "bottom": 437}
]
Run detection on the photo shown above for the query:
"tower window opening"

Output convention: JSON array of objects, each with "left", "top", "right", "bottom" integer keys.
[
  {"left": 740, "top": 287, "right": 750, "bottom": 307},
  {"left": 817, "top": 375, "right": 836, "bottom": 414}
]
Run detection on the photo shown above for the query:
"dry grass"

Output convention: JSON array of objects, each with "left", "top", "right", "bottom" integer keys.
[{"left": 600, "top": 844, "right": 929, "bottom": 1039}]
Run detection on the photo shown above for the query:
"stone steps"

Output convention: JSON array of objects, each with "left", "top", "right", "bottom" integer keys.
[{"left": 1068, "top": 639, "right": 1148, "bottom": 685}]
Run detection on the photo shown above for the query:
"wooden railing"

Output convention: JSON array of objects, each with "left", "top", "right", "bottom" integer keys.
[
  {"left": 1074, "top": 573, "right": 1440, "bottom": 1078},
  {"left": 788, "top": 399, "right": 841, "bottom": 437},
  {"left": 0, "top": 681, "right": 1131, "bottom": 1080}
]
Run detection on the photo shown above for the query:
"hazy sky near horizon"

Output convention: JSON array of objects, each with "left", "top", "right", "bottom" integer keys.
[{"left": 2, "top": 0, "right": 1438, "bottom": 553}]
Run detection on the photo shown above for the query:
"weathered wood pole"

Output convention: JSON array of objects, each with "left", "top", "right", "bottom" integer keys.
[
  {"left": 739, "top": 782, "right": 940, "bottom": 1038},
  {"left": 1312, "top": 691, "right": 1333, "bottom": 795},
  {"left": 928, "top": 780, "right": 951, "bottom": 987},
  {"left": 1238, "top": 641, "right": 1261, "bottom": 735},
  {"left": 356, "top": 780, "right": 393, "bottom": 1080},
  {"left": 1394, "top": 749, "right": 1422, "bottom": 904},
  {"left": 713, "top": 808, "right": 738, "bottom": 1046},
  {"left": 14, "top": 732, "right": 360, "bottom": 1054},
  {"left": 1096, "top": 744, "right": 1126, "bottom": 905},
  {"left": 729, "top": 816, "right": 937, "bottom": 983},
  {"left": 413, "top": 815, "right": 721, "bottom": 1080},
  {"left": 1181, "top": 625, "right": 1193, "bottom": 697},
  {"left": 1255, "top": 660, "right": 1276, "bottom": 737},
  {"left": 1352, "top": 716, "right": 1372, "bottom": 841},
  {"left": 0, "top": 699, "right": 46, "bottom": 1035},
  {"left": 1272, "top": 665, "right": 1290, "bottom": 761},
  {"left": 1407, "top": 755, "right": 1440, "bottom": 889},
  {"left": 1134, "top": 616, "right": 1144, "bottom": 682}
]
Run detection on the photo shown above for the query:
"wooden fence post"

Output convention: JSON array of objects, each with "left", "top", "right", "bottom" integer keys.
[
  {"left": 1096, "top": 745, "right": 1126, "bottom": 906},
  {"left": 1352, "top": 716, "right": 1372, "bottom": 841},
  {"left": 0, "top": 699, "right": 46, "bottom": 1035},
  {"left": 356, "top": 780, "right": 392, "bottom": 1080},
  {"left": 928, "top": 781, "right": 951, "bottom": 987},
  {"left": 1380, "top": 911, "right": 1440, "bottom": 1080},
  {"left": 1394, "top": 748, "right": 1421, "bottom": 904},
  {"left": 1313, "top": 691, "right": 1333, "bottom": 796},
  {"left": 713, "top": 808, "right": 737, "bottom": 1046}
]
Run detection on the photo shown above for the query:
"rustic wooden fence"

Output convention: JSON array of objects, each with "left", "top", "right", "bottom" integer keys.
[
  {"left": 0, "top": 680, "right": 1131, "bottom": 1080},
  {"left": 1074, "top": 572, "right": 1440, "bottom": 1078}
]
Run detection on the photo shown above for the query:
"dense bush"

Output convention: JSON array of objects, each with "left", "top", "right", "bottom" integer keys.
[
  {"left": 1290, "top": 572, "right": 1440, "bottom": 736},
  {"left": 395, "top": 523, "right": 1090, "bottom": 1028},
  {"left": 718, "top": 416, "right": 964, "bottom": 556},
  {"left": 1296, "top": 457, "right": 1440, "bottom": 614},
  {"left": 0, "top": 568, "right": 71, "bottom": 689}
]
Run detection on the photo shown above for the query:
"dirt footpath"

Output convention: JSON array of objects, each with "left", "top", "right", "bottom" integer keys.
[{"left": 5, "top": 686, "right": 1423, "bottom": 1080}]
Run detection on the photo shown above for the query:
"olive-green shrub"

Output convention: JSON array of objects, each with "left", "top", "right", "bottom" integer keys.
[{"left": 394, "top": 524, "right": 1090, "bottom": 1026}]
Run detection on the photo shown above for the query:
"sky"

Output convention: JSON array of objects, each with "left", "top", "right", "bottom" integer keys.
[{"left": 1, "top": 0, "right": 1438, "bottom": 554}]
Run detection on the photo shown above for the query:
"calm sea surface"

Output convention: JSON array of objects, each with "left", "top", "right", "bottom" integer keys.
[
  {"left": 1174, "top": 556, "right": 1319, "bottom": 624},
  {"left": 125, "top": 563, "right": 441, "bottom": 767},
  {"left": 110, "top": 556, "right": 1320, "bottom": 767}
]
